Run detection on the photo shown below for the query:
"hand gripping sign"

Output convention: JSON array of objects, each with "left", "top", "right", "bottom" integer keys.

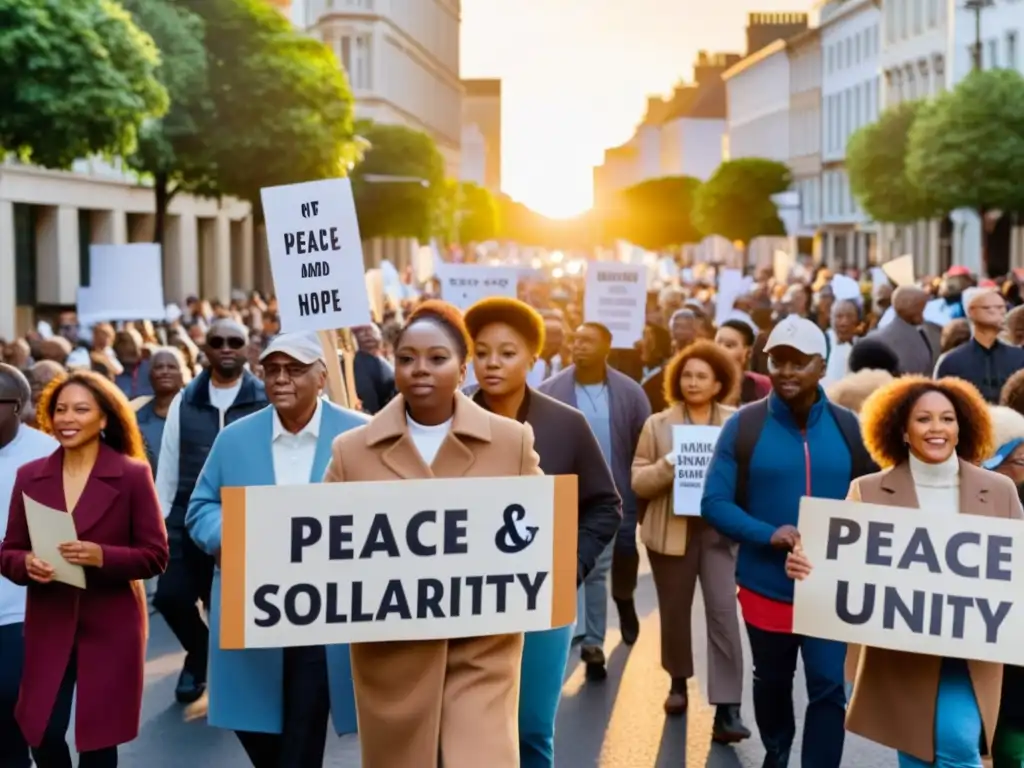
[{"left": 219, "top": 475, "right": 578, "bottom": 649}]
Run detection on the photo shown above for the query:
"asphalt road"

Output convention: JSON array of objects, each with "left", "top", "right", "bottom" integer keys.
[{"left": 80, "top": 555, "right": 896, "bottom": 767}]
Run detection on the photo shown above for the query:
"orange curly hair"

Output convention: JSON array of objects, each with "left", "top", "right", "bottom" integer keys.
[
  {"left": 662, "top": 340, "right": 741, "bottom": 406},
  {"left": 400, "top": 299, "right": 472, "bottom": 361},
  {"left": 859, "top": 375, "right": 993, "bottom": 468},
  {"left": 464, "top": 297, "right": 546, "bottom": 357},
  {"left": 38, "top": 370, "right": 147, "bottom": 462}
]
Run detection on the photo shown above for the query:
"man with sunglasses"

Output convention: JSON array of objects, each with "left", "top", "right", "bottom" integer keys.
[
  {"left": 154, "top": 319, "right": 269, "bottom": 705},
  {"left": 702, "top": 315, "right": 874, "bottom": 768},
  {"left": 0, "top": 364, "right": 58, "bottom": 768}
]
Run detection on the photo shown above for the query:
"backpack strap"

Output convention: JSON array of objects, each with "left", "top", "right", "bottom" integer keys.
[
  {"left": 828, "top": 402, "right": 879, "bottom": 479},
  {"left": 733, "top": 397, "right": 770, "bottom": 510}
]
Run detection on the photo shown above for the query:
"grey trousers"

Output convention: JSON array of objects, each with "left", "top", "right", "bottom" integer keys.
[{"left": 647, "top": 519, "right": 744, "bottom": 704}]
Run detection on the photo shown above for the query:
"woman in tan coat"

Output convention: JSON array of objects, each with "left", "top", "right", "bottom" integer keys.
[
  {"left": 787, "top": 376, "right": 1023, "bottom": 767},
  {"left": 323, "top": 301, "right": 541, "bottom": 768},
  {"left": 630, "top": 340, "right": 749, "bottom": 742}
]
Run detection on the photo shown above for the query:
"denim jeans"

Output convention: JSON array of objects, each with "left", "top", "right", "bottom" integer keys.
[
  {"left": 518, "top": 625, "right": 574, "bottom": 768},
  {"left": 745, "top": 623, "right": 846, "bottom": 768},
  {"left": 898, "top": 659, "right": 982, "bottom": 768},
  {"left": 579, "top": 542, "right": 613, "bottom": 647},
  {"left": 0, "top": 622, "right": 30, "bottom": 768}
]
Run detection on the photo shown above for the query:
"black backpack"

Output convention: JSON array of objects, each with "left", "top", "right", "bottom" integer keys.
[{"left": 732, "top": 397, "right": 877, "bottom": 509}]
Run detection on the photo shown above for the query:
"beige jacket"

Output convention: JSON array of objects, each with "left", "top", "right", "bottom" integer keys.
[{"left": 631, "top": 403, "right": 734, "bottom": 556}]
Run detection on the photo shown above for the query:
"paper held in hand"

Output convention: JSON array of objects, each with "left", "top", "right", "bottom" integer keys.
[
  {"left": 22, "top": 495, "right": 86, "bottom": 589},
  {"left": 672, "top": 425, "right": 721, "bottom": 516}
]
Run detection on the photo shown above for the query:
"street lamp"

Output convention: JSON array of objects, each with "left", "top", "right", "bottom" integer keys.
[{"left": 964, "top": 0, "right": 994, "bottom": 71}]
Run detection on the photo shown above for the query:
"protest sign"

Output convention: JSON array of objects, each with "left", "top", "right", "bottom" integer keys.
[
  {"left": 793, "top": 497, "right": 1024, "bottom": 665},
  {"left": 583, "top": 262, "right": 645, "bottom": 348},
  {"left": 219, "top": 475, "right": 578, "bottom": 649},
  {"left": 435, "top": 263, "right": 518, "bottom": 310},
  {"left": 672, "top": 425, "right": 721, "bottom": 516},
  {"left": 77, "top": 244, "right": 165, "bottom": 323},
  {"left": 260, "top": 177, "right": 371, "bottom": 333}
]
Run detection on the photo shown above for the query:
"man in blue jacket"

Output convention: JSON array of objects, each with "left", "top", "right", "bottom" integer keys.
[{"left": 701, "top": 315, "right": 875, "bottom": 768}]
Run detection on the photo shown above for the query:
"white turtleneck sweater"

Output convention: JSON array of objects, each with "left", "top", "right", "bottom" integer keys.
[
  {"left": 908, "top": 452, "right": 960, "bottom": 513},
  {"left": 407, "top": 415, "right": 453, "bottom": 466}
]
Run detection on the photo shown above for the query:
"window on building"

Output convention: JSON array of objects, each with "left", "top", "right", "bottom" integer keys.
[
  {"left": 78, "top": 210, "right": 91, "bottom": 287},
  {"left": 1009, "top": 31, "right": 1019, "bottom": 71},
  {"left": 338, "top": 36, "right": 351, "bottom": 73},
  {"left": 913, "top": 0, "right": 923, "bottom": 34},
  {"left": 989, "top": 38, "right": 999, "bottom": 69},
  {"left": 14, "top": 204, "right": 36, "bottom": 306},
  {"left": 927, "top": 0, "right": 938, "bottom": 27},
  {"left": 353, "top": 35, "right": 371, "bottom": 89}
]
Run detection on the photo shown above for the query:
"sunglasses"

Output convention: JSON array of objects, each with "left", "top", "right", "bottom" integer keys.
[{"left": 208, "top": 336, "right": 246, "bottom": 350}]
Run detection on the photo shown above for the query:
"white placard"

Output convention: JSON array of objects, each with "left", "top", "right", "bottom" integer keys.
[
  {"left": 260, "top": 177, "right": 372, "bottom": 333},
  {"left": 583, "top": 262, "right": 646, "bottom": 349},
  {"left": 672, "top": 425, "right": 722, "bottom": 516},
  {"left": 794, "top": 497, "right": 1024, "bottom": 665},
  {"left": 219, "top": 476, "right": 578, "bottom": 649},
  {"left": 714, "top": 269, "right": 745, "bottom": 327},
  {"left": 23, "top": 495, "right": 86, "bottom": 589},
  {"left": 435, "top": 263, "right": 518, "bottom": 310},
  {"left": 77, "top": 244, "right": 165, "bottom": 323}
]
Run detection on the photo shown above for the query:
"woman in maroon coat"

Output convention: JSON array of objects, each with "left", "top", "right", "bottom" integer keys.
[{"left": 0, "top": 370, "right": 168, "bottom": 767}]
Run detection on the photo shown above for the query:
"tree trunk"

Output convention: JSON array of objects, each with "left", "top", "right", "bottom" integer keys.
[
  {"left": 153, "top": 173, "right": 169, "bottom": 247},
  {"left": 979, "top": 207, "right": 990, "bottom": 278}
]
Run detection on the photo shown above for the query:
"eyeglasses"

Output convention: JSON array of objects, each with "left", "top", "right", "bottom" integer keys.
[{"left": 208, "top": 336, "right": 246, "bottom": 350}]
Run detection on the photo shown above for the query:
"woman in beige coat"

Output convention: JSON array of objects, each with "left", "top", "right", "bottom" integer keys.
[
  {"left": 323, "top": 301, "right": 542, "bottom": 768},
  {"left": 787, "top": 376, "right": 1023, "bottom": 767},
  {"left": 630, "top": 340, "right": 749, "bottom": 742}
]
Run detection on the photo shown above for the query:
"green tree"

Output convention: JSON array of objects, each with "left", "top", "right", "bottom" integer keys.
[
  {"left": 437, "top": 181, "right": 499, "bottom": 244},
  {"left": 692, "top": 158, "right": 791, "bottom": 244},
  {"left": 121, "top": 0, "right": 215, "bottom": 244},
  {"left": 846, "top": 101, "right": 936, "bottom": 224},
  {"left": 906, "top": 68, "right": 1024, "bottom": 273},
  {"left": 176, "top": 0, "right": 358, "bottom": 211},
  {"left": 605, "top": 176, "right": 702, "bottom": 249},
  {"left": 0, "top": 0, "right": 168, "bottom": 168},
  {"left": 351, "top": 121, "right": 446, "bottom": 241}
]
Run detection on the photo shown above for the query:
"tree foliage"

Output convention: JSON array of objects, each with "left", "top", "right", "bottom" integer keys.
[
  {"left": 175, "top": 0, "right": 358, "bottom": 211},
  {"left": 846, "top": 101, "right": 937, "bottom": 223},
  {"left": 121, "top": 0, "right": 215, "bottom": 242},
  {"left": 692, "top": 158, "right": 791, "bottom": 244},
  {"left": 0, "top": 0, "right": 168, "bottom": 168},
  {"left": 603, "top": 176, "right": 702, "bottom": 250},
  {"left": 907, "top": 69, "right": 1024, "bottom": 216},
  {"left": 437, "top": 180, "right": 499, "bottom": 244},
  {"left": 351, "top": 121, "right": 446, "bottom": 241}
]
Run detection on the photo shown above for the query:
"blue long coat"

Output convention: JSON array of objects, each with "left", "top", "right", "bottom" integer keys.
[{"left": 185, "top": 401, "right": 368, "bottom": 735}]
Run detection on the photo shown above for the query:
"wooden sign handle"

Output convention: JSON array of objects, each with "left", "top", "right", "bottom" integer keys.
[{"left": 316, "top": 329, "right": 349, "bottom": 409}]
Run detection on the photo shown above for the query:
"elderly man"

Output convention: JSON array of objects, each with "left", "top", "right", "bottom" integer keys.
[
  {"left": 868, "top": 286, "right": 940, "bottom": 375},
  {"left": 187, "top": 333, "right": 368, "bottom": 768},
  {"left": 0, "top": 364, "right": 58, "bottom": 768},
  {"left": 938, "top": 286, "right": 1024, "bottom": 402}
]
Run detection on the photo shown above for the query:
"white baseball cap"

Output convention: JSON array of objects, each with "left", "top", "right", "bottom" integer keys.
[
  {"left": 259, "top": 332, "right": 325, "bottom": 365},
  {"left": 764, "top": 315, "right": 828, "bottom": 358}
]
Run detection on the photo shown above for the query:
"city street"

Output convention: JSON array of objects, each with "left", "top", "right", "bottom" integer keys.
[{"left": 97, "top": 557, "right": 897, "bottom": 767}]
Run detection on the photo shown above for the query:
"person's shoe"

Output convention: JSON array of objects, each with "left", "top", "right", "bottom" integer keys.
[
  {"left": 712, "top": 704, "right": 751, "bottom": 743},
  {"left": 664, "top": 678, "right": 689, "bottom": 716},
  {"left": 615, "top": 598, "right": 640, "bottom": 646},
  {"left": 174, "top": 668, "right": 206, "bottom": 704},
  {"left": 580, "top": 645, "right": 607, "bottom": 681}
]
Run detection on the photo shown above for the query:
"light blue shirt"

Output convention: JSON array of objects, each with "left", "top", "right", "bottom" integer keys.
[
  {"left": 575, "top": 382, "right": 612, "bottom": 466},
  {"left": 0, "top": 425, "right": 59, "bottom": 626}
]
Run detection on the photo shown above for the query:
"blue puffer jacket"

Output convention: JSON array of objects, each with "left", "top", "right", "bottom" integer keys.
[{"left": 701, "top": 389, "right": 854, "bottom": 603}]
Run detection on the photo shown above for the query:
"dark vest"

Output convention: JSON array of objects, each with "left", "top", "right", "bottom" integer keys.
[{"left": 170, "top": 369, "right": 268, "bottom": 524}]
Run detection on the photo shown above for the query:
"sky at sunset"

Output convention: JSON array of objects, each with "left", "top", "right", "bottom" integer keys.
[{"left": 461, "top": 0, "right": 811, "bottom": 219}]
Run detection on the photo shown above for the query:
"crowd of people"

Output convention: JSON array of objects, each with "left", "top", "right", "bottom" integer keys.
[{"left": 2, "top": 257, "right": 1024, "bottom": 767}]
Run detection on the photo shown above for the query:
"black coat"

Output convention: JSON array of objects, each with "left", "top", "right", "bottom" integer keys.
[{"left": 473, "top": 387, "right": 622, "bottom": 583}]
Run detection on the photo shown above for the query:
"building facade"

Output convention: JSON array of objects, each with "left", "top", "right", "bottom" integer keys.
[
  {"left": 460, "top": 79, "right": 502, "bottom": 192},
  {"left": 0, "top": 159, "right": 256, "bottom": 340},
  {"left": 819, "top": 0, "right": 881, "bottom": 269},
  {"left": 297, "top": 0, "right": 463, "bottom": 177},
  {"left": 723, "top": 40, "right": 792, "bottom": 164},
  {"left": 787, "top": 28, "right": 823, "bottom": 240}
]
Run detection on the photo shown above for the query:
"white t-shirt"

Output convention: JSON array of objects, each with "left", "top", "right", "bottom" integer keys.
[{"left": 0, "top": 426, "right": 59, "bottom": 626}]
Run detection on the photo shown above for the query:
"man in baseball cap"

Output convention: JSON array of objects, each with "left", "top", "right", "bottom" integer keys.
[{"left": 703, "top": 311, "right": 874, "bottom": 768}]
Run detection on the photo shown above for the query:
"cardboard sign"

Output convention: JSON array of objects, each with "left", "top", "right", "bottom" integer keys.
[
  {"left": 435, "top": 263, "right": 518, "bottom": 310},
  {"left": 794, "top": 497, "right": 1024, "bottom": 665},
  {"left": 219, "top": 475, "right": 578, "bottom": 649},
  {"left": 260, "top": 177, "right": 372, "bottom": 333},
  {"left": 77, "top": 244, "right": 165, "bottom": 323},
  {"left": 672, "top": 425, "right": 721, "bottom": 516},
  {"left": 583, "top": 262, "right": 646, "bottom": 348}
]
